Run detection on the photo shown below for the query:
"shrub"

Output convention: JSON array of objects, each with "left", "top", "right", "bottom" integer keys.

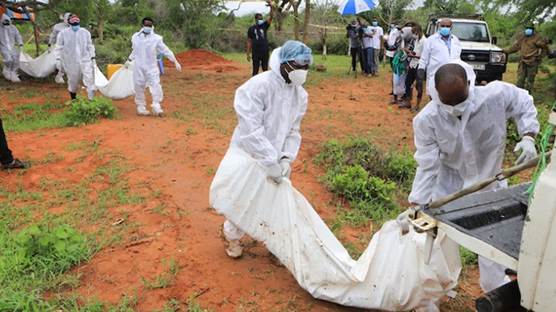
[
  {"left": 64, "top": 97, "right": 117, "bottom": 127},
  {"left": 316, "top": 137, "right": 416, "bottom": 225}
]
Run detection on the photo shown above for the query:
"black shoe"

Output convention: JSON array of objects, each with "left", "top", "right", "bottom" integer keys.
[{"left": 1, "top": 159, "right": 26, "bottom": 170}]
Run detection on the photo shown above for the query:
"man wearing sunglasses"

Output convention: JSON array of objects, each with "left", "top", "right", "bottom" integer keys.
[{"left": 220, "top": 40, "right": 313, "bottom": 258}]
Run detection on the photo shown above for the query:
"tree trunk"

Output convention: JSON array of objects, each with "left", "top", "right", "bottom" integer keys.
[
  {"left": 302, "top": 0, "right": 310, "bottom": 43},
  {"left": 292, "top": 1, "right": 300, "bottom": 40}
]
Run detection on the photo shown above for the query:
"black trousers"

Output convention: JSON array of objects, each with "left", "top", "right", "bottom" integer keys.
[
  {"left": 350, "top": 47, "right": 364, "bottom": 71},
  {"left": 403, "top": 67, "right": 423, "bottom": 100},
  {"left": 252, "top": 50, "right": 269, "bottom": 76},
  {"left": 0, "top": 118, "right": 14, "bottom": 165}
]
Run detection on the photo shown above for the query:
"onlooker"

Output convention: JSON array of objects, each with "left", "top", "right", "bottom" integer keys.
[
  {"left": 0, "top": 118, "right": 25, "bottom": 170},
  {"left": 346, "top": 19, "right": 363, "bottom": 73},
  {"left": 369, "top": 19, "right": 384, "bottom": 75},
  {"left": 361, "top": 23, "right": 374, "bottom": 76},
  {"left": 504, "top": 25, "right": 549, "bottom": 92},
  {"left": 417, "top": 18, "right": 462, "bottom": 95},
  {"left": 247, "top": 2, "right": 274, "bottom": 77},
  {"left": 384, "top": 24, "right": 401, "bottom": 64},
  {"left": 400, "top": 24, "right": 425, "bottom": 111},
  {"left": 390, "top": 29, "right": 406, "bottom": 104}
]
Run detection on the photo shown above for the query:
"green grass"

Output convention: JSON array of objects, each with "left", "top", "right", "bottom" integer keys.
[
  {"left": 2, "top": 97, "right": 117, "bottom": 132},
  {"left": 0, "top": 151, "right": 149, "bottom": 310}
]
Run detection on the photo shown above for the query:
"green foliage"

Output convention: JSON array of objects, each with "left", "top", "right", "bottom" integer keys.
[
  {"left": 460, "top": 247, "right": 478, "bottom": 265},
  {"left": 64, "top": 97, "right": 117, "bottom": 127},
  {"left": 0, "top": 224, "right": 91, "bottom": 311},
  {"left": 316, "top": 138, "right": 416, "bottom": 225}
]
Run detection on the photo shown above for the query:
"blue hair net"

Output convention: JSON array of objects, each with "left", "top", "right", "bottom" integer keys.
[{"left": 279, "top": 40, "right": 313, "bottom": 66}]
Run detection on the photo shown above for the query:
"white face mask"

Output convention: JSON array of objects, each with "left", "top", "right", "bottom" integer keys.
[
  {"left": 288, "top": 68, "right": 308, "bottom": 86},
  {"left": 438, "top": 89, "right": 474, "bottom": 117}
]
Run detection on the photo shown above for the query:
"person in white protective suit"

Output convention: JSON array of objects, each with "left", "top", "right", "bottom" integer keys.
[
  {"left": 55, "top": 15, "right": 96, "bottom": 101},
  {"left": 417, "top": 18, "right": 462, "bottom": 96},
  {"left": 0, "top": 14, "right": 23, "bottom": 83},
  {"left": 409, "top": 60, "right": 540, "bottom": 293},
  {"left": 222, "top": 40, "right": 313, "bottom": 258},
  {"left": 126, "top": 17, "right": 182, "bottom": 117},
  {"left": 49, "top": 12, "right": 71, "bottom": 84}
]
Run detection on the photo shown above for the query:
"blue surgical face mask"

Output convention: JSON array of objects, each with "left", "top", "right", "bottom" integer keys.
[
  {"left": 71, "top": 25, "right": 80, "bottom": 32},
  {"left": 372, "top": 22, "right": 378, "bottom": 26},
  {"left": 142, "top": 26, "right": 152, "bottom": 34},
  {"left": 524, "top": 28, "right": 533, "bottom": 36},
  {"left": 257, "top": 19, "right": 264, "bottom": 26},
  {"left": 439, "top": 26, "right": 451, "bottom": 37}
]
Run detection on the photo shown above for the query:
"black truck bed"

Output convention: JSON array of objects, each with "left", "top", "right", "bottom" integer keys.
[{"left": 422, "top": 183, "right": 530, "bottom": 260}]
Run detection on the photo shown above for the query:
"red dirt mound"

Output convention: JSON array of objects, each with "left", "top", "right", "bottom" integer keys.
[{"left": 166, "top": 49, "right": 239, "bottom": 72}]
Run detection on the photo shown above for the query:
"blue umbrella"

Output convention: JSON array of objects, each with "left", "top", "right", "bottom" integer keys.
[{"left": 337, "top": 0, "right": 378, "bottom": 15}]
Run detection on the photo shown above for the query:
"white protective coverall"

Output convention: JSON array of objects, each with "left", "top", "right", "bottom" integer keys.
[
  {"left": 129, "top": 30, "right": 178, "bottom": 114},
  {"left": 409, "top": 60, "right": 540, "bottom": 292},
  {"left": 49, "top": 13, "right": 70, "bottom": 83},
  {"left": 418, "top": 32, "right": 462, "bottom": 95},
  {"left": 223, "top": 47, "right": 308, "bottom": 241},
  {"left": 0, "top": 14, "right": 23, "bottom": 82},
  {"left": 55, "top": 27, "right": 96, "bottom": 99}
]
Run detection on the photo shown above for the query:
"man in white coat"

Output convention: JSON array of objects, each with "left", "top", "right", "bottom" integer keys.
[
  {"left": 409, "top": 60, "right": 539, "bottom": 293},
  {"left": 55, "top": 15, "right": 96, "bottom": 101},
  {"left": 417, "top": 18, "right": 462, "bottom": 95},
  {"left": 0, "top": 14, "right": 23, "bottom": 82},
  {"left": 49, "top": 12, "right": 71, "bottom": 84},
  {"left": 222, "top": 40, "right": 313, "bottom": 258},
  {"left": 127, "top": 17, "right": 182, "bottom": 117}
]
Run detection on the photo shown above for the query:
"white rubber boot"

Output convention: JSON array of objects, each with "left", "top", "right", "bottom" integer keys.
[
  {"left": 55, "top": 71, "right": 64, "bottom": 84},
  {"left": 226, "top": 239, "right": 243, "bottom": 259},
  {"left": 151, "top": 102, "right": 164, "bottom": 117},
  {"left": 137, "top": 106, "right": 149, "bottom": 116}
]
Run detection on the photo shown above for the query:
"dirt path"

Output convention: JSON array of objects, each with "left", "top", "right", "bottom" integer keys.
[{"left": 1, "top": 54, "right": 477, "bottom": 311}]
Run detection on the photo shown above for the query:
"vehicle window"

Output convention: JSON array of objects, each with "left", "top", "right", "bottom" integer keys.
[{"left": 452, "top": 22, "right": 489, "bottom": 42}]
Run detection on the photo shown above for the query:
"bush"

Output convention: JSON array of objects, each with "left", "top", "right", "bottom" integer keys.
[
  {"left": 316, "top": 137, "right": 416, "bottom": 225},
  {"left": 64, "top": 97, "right": 117, "bottom": 127}
]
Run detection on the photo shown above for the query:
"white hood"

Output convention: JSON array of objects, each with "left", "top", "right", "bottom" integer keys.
[
  {"left": 430, "top": 59, "right": 477, "bottom": 107},
  {"left": 270, "top": 47, "right": 281, "bottom": 76}
]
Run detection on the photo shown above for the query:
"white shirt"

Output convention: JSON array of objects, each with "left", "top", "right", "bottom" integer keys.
[
  {"left": 409, "top": 37, "right": 425, "bottom": 68},
  {"left": 418, "top": 32, "right": 462, "bottom": 92},
  {"left": 361, "top": 27, "right": 373, "bottom": 48},
  {"left": 369, "top": 26, "right": 383, "bottom": 49},
  {"left": 385, "top": 28, "right": 400, "bottom": 57}
]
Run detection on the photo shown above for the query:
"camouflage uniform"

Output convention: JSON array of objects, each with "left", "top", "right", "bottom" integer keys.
[{"left": 505, "top": 33, "right": 549, "bottom": 92}]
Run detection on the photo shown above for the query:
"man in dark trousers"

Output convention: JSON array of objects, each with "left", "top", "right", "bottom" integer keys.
[
  {"left": 0, "top": 118, "right": 25, "bottom": 170},
  {"left": 246, "top": 1, "right": 274, "bottom": 76}
]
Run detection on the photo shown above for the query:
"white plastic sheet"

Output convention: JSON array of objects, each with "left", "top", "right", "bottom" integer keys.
[
  {"left": 19, "top": 51, "right": 57, "bottom": 78},
  {"left": 18, "top": 50, "right": 135, "bottom": 100},
  {"left": 210, "top": 146, "right": 462, "bottom": 311},
  {"left": 93, "top": 63, "right": 135, "bottom": 100}
]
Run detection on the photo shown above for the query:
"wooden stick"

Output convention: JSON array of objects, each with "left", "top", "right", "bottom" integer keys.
[{"left": 428, "top": 152, "right": 552, "bottom": 209}]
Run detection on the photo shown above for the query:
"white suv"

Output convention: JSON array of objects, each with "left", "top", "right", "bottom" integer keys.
[{"left": 426, "top": 17, "right": 507, "bottom": 83}]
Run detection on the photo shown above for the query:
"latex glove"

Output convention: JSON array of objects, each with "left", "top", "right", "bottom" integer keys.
[
  {"left": 279, "top": 158, "right": 291, "bottom": 178},
  {"left": 267, "top": 163, "right": 283, "bottom": 184},
  {"left": 124, "top": 60, "right": 131, "bottom": 69},
  {"left": 175, "top": 62, "right": 182, "bottom": 72},
  {"left": 56, "top": 58, "right": 62, "bottom": 70},
  {"left": 416, "top": 68, "right": 426, "bottom": 82},
  {"left": 514, "top": 136, "right": 537, "bottom": 165}
]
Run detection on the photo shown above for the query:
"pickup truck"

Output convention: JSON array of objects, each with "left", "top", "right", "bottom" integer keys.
[{"left": 426, "top": 17, "right": 508, "bottom": 83}]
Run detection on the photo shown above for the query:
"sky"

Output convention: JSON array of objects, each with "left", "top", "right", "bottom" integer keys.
[{"left": 224, "top": 0, "right": 424, "bottom": 17}]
